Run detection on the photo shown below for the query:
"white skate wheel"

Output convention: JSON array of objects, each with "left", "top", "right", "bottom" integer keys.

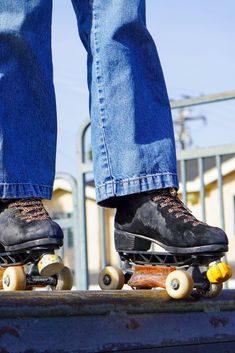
[
  {"left": 52, "top": 266, "right": 73, "bottom": 291},
  {"left": 3, "top": 266, "right": 26, "bottom": 291},
  {"left": 38, "top": 254, "right": 64, "bottom": 277},
  {"left": 98, "top": 266, "right": 124, "bottom": 290},
  {"left": 165, "top": 270, "right": 194, "bottom": 299}
]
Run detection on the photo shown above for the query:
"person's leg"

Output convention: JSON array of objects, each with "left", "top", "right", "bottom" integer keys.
[
  {"left": 72, "top": 0, "right": 228, "bottom": 253},
  {"left": 72, "top": 0, "right": 178, "bottom": 207},
  {"left": 0, "top": 0, "right": 56, "bottom": 199},
  {"left": 0, "top": 1, "right": 63, "bottom": 258}
]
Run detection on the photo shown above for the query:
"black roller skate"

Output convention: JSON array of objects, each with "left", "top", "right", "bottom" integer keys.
[
  {"left": 0, "top": 198, "right": 73, "bottom": 291},
  {"left": 98, "top": 188, "right": 232, "bottom": 299}
]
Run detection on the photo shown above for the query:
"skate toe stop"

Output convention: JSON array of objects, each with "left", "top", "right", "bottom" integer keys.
[{"left": 207, "top": 262, "right": 232, "bottom": 284}]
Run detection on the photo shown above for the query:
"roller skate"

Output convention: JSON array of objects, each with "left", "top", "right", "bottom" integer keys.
[
  {"left": 0, "top": 198, "right": 73, "bottom": 291},
  {"left": 98, "top": 188, "right": 232, "bottom": 299}
]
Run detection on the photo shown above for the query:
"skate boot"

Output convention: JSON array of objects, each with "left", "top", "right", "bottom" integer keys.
[
  {"left": 0, "top": 198, "right": 73, "bottom": 291},
  {"left": 98, "top": 188, "right": 232, "bottom": 299},
  {"left": 114, "top": 188, "right": 228, "bottom": 254}
]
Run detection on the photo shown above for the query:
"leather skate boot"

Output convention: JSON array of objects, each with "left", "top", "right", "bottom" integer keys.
[
  {"left": 0, "top": 198, "right": 63, "bottom": 252},
  {"left": 114, "top": 188, "right": 228, "bottom": 254}
]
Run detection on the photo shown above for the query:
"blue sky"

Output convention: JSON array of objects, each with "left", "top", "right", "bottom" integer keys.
[{"left": 52, "top": 1, "right": 235, "bottom": 175}]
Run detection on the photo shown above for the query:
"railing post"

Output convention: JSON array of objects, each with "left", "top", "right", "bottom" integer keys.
[
  {"left": 216, "top": 155, "right": 225, "bottom": 230},
  {"left": 198, "top": 157, "right": 206, "bottom": 222},
  {"left": 180, "top": 159, "right": 187, "bottom": 204},
  {"left": 76, "top": 120, "right": 91, "bottom": 289},
  {"left": 99, "top": 207, "right": 107, "bottom": 269},
  {"left": 55, "top": 173, "right": 81, "bottom": 288}
]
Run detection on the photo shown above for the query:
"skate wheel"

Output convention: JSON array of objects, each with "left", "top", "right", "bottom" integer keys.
[
  {"left": 165, "top": 270, "right": 194, "bottom": 299},
  {"left": 52, "top": 266, "right": 73, "bottom": 291},
  {"left": 38, "top": 254, "right": 64, "bottom": 277},
  {"left": 199, "top": 282, "right": 223, "bottom": 298},
  {"left": 207, "top": 262, "right": 232, "bottom": 284},
  {"left": 3, "top": 267, "right": 26, "bottom": 291},
  {"left": 98, "top": 266, "right": 125, "bottom": 290}
]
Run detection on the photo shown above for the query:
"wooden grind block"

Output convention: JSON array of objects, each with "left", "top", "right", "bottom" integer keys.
[{"left": 0, "top": 268, "right": 5, "bottom": 290}]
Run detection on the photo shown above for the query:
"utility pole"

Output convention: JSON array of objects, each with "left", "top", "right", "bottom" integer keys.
[{"left": 174, "top": 106, "right": 207, "bottom": 150}]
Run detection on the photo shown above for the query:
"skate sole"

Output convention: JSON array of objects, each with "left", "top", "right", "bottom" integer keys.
[
  {"left": 0, "top": 238, "right": 63, "bottom": 253},
  {"left": 114, "top": 229, "right": 228, "bottom": 254}
]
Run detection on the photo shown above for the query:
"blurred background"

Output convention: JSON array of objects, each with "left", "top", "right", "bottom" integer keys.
[{"left": 45, "top": 0, "right": 235, "bottom": 289}]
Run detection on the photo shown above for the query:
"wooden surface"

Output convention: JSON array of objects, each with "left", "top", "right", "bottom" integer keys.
[
  {"left": 0, "top": 268, "right": 4, "bottom": 289},
  {"left": 129, "top": 265, "right": 176, "bottom": 288}
]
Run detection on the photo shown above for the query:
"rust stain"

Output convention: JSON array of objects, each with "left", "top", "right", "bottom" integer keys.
[
  {"left": 0, "top": 326, "right": 20, "bottom": 338},
  {"left": 126, "top": 318, "right": 140, "bottom": 330},
  {"left": 209, "top": 316, "right": 229, "bottom": 328}
]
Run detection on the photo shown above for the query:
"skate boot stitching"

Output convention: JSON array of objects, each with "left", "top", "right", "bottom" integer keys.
[
  {"left": 8, "top": 199, "right": 50, "bottom": 223},
  {"left": 152, "top": 188, "right": 205, "bottom": 227}
]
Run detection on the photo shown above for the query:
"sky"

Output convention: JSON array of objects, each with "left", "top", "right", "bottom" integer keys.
[{"left": 52, "top": 0, "right": 235, "bottom": 176}]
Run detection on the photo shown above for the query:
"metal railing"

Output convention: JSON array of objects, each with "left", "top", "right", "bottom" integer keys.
[
  {"left": 177, "top": 144, "right": 235, "bottom": 226},
  {"left": 62, "top": 91, "right": 235, "bottom": 289}
]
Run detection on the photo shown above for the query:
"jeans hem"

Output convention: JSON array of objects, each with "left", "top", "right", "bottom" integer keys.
[
  {"left": 96, "top": 173, "right": 179, "bottom": 208},
  {"left": 0, "top": 183, "right": 53, "bottom": 199}
]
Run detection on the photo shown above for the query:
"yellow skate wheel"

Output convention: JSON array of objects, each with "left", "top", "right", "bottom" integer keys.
[
  {"left": 98, "top": 266, "right": 125, "bottom": 290},
  {"left": 38, "top": 254, "right": 64, "bottom": 277},
  {"left": 218, "top": 262, "right": 232, "bottom": 282},
  {"left": 52, "top": 266, "right": 73, "bottom": 291},
  {"left": 165, "top": 270, "right": 194, "bottom": 299},
  {"left": 3, "top": 266, "right": 26, "bottom": 291},
  {"left": 200, "top": 283, "right": 223, "bottom": 298},
  {"left": 207, "top": 262, "right": 233, "bottom": 284}
]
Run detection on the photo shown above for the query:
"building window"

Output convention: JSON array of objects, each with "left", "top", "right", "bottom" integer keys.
[
  {"left": 67, "top": 228, "right": 74, "bottom": 248},
  {"left": 52, "top": 212, "right": 74, "bottom": 248}
]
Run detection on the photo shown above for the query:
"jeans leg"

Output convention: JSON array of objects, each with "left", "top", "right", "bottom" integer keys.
[
  {"left": 0, "top": 0, "right": 56, "bottom": 199},
  {"left": 73, "top": 0, "right": 178, "bottom": 207}
]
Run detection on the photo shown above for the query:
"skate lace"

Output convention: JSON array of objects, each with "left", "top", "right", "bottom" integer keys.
[
  {"left": 9, "top": 199, "right": 50, "bottom": 222},
  {"left": 152, "top": 188, "right": 204, "bottom": 227}
]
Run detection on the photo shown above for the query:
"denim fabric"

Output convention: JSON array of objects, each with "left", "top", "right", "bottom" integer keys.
[
  {"left": 0, "top": 0, "right": 178, "bottom": 207},
  {"left": 0, "top": 0, "right": 56, "bottom": 199}
]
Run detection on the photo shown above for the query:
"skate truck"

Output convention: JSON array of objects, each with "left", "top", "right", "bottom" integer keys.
[{"left": 0, "top": 246, "right": 73, "bottom": 291}]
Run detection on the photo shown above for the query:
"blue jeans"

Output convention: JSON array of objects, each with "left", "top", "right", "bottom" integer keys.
[{"left": 0, "top": 0, "right": 178, "bottom": 207}]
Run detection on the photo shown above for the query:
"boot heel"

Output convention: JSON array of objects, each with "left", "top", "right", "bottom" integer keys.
[{"left": 114, "top": 230, "right": 151, "bottom": 251}]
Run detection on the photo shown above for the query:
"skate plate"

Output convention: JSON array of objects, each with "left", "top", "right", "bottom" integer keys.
[{"left": 98, "top": 250, "right": 232, "bottom": 299}]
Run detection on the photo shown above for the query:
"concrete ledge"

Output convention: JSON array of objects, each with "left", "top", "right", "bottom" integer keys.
[{"left": 0, "top": 290, "right": 235, "bottom": 352}]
